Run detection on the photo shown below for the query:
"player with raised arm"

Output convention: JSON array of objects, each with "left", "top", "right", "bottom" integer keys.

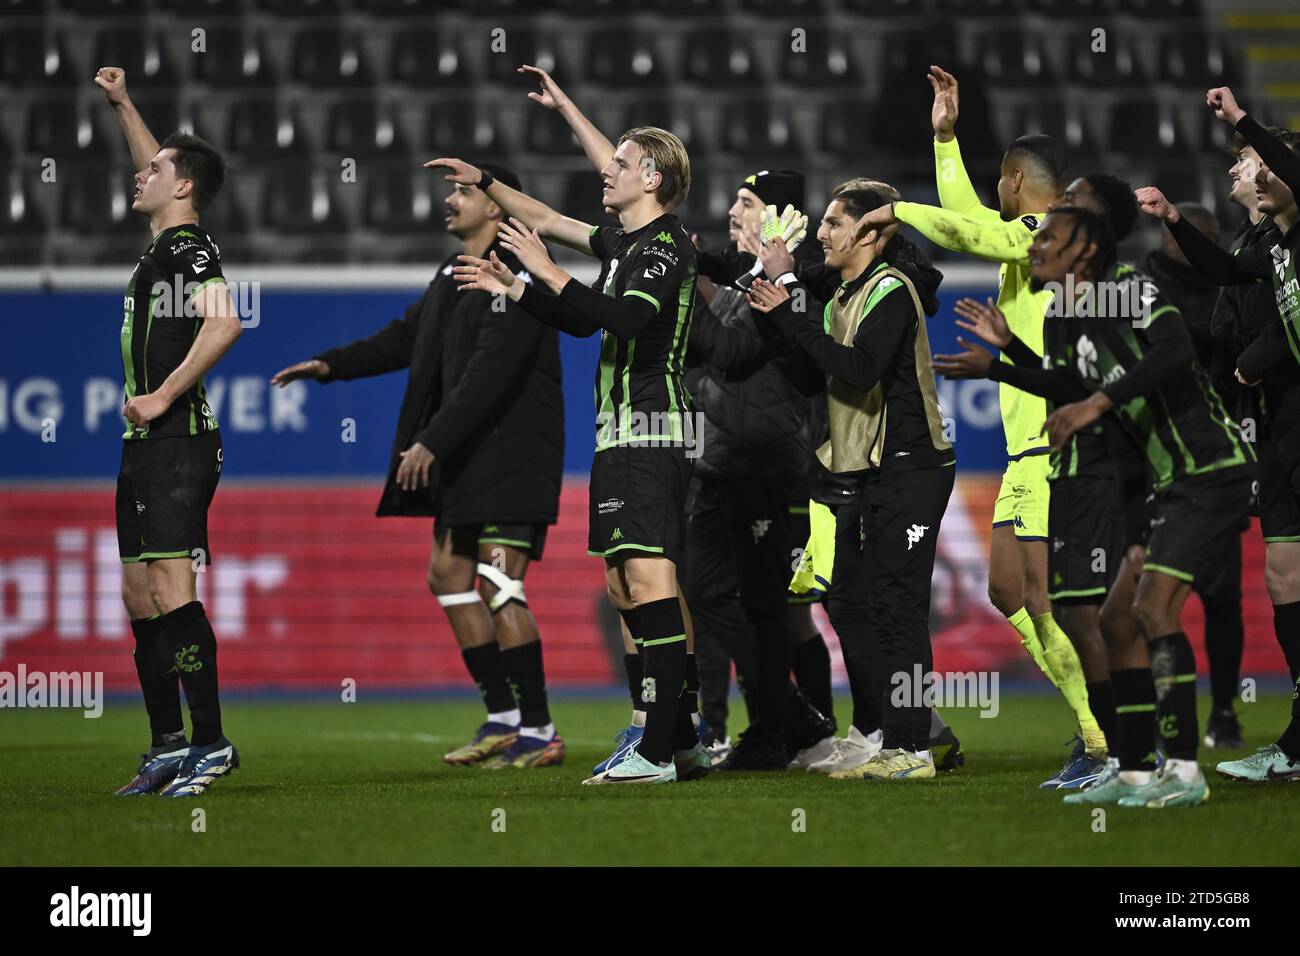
[
  {"left": 1136, "top": 86, "right": 1300, "bottom": 781},
  {"left": 95, "top": 67, "right": 244, "bottom": 798},
  {"left": 438, "top": 125, "right": 712, "bottom": 785},
  {"left": 850, "top": 67, "right": 1104, "bottom": 768},
  {"left": 934, "top": 206, "right": 1253, "bottom": 807},
  {"left": 270, "top": 163, "right": 567, "bottom": 770}
]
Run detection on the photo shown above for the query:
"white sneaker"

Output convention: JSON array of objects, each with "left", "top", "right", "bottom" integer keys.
[
  {"left": 807, "top": 726, "right": 883, "bottom": 775},
  {"left": 706, "top": 735, "right": 732, "bottom": 767},
  {"left": 789, "top": 733, "right": 838, "bottom": 769}
]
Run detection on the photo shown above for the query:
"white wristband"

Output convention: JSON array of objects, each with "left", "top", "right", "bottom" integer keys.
[{"left": 775, "top": 272, "right": 798, "bottom": 286}]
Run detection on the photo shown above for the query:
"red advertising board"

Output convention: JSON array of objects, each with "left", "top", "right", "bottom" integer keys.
[{"left": 0, "top": 478, "right": 1287, "bottom": 691}]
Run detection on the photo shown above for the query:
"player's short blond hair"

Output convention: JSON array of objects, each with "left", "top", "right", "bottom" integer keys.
[
  {"left": 832, "top": 178, "right": 900, "bottom": 203},
  {"left": 618, "top": 127, "right": 691, "bottom": 211}
]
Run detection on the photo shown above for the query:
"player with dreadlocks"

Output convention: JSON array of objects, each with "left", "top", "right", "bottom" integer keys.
[{"left": 935, "top": 206, "right": 1253, "bottom": 807}]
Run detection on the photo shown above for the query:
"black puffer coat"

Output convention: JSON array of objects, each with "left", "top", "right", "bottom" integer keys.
[{"left": 315, "top": 242, "right": 564, "bottom": 523}]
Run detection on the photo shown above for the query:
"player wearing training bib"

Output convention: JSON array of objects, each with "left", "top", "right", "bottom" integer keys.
[{"left": 851, "top": 66, "right": 1103, "bottom": 767}]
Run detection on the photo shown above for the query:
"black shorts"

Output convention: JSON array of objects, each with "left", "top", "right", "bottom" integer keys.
[
  {"left": 587, "top": 444, "right": 691, "bottom": 565},
  {"left": 1258, "top": 429, "right": 1300, "bottom": 543},
  {"left": 1144, "top": 468, "right": 1253, "bottom": 588},
  {"left": 116, "top": 432, "right": 223, "bottom": 565},
  {"left": 1047, "top": 475, "right": 1124, "bottom": 605},
  {"left": 433, "top": 520, "right": 549, "bottom": 561}
]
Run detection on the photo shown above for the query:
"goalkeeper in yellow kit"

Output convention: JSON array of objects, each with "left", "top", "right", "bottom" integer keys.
[{"left": 851, "top": 67, "right": 1104, "bottom": 773}]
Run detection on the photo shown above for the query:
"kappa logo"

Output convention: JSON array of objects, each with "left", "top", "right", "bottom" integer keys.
[
  {"left": 610, "top": 527, "right": 624, "bottom": 541},
  {"left": 751, "top": 518, "right": 772, "bottom": 544},
  {"left": 598, "top": 498, "right": 624, "bottom": 515},
  {"left": 1274, "top": 245, "right": 1291, "bottom": 283},
  {"left": 653, "top": 231, "right": 676, "bottom": 246},
  {"left": 905, "top": 523, "right": 930, "bottom": 550},
  {"left": 174, "top": 229, "right": 197, "bottom": 239}
]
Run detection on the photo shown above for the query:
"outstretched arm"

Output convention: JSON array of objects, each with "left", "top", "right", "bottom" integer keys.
[
  {"left": 928, "top": 65, "right": 1001, "bottom": 222},
  {"left": 1137, "top": 186, "right": 1269, "bottom": 286},
  {"left": 519, "top": 64, "right": 616, "bottom": 172},
  {"left": 94, "top": 67, "right": 160, "bottom": 171},
  {"left": 426, "top": 157, "right": 595, "bottom": 254},
  {"left": 859, "top": 201, "right": 1035, "bottom": 265}
]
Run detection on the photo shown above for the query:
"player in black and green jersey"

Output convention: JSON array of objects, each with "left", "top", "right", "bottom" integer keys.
[
  {"left": 95, "top": 67, "right": 244, "bottom": 799},
  {"left": 936, "top": 206, "right": 1253, "bottom": 808},
  {"left": 437, "top": 127, "right": 712, "bottom": 786},
  {"left": 1137, "top": 86, "right": 1300, "bottom": 781}
]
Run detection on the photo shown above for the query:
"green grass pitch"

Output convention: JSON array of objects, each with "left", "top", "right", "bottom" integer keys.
[{"left": 3, "top": 691, "right": 1296, "bottom": 866}]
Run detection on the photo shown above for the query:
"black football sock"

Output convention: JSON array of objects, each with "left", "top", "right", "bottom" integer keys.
[
  {"left": 160, "top": 601, "right": 223, "bottom": 748},
  {"left": 1111, "top": 667, "right": 1158, "bottom": 772},
  {"left": 618, "top": 606, "right": 645, "bottom": 712},
  {"left": 1273, "top": 602, "right": 1300, "bottom": 759},
  {"left": 683, "top": 653, "right": 699, "bottom": 714},
  {"left": 1086, "top": 680, "right": 1117, "bottom": 753},
  {"left": 499, "top": 640, "right": 550, "bottom": 728},
  {"left": 461, "top": 642, "right": 517, "bottom": 718},
  {"left": 1202, "top": 595, "right": 1244, "bottom": 712},
  {"left": 130, "top": 615, "right": 183, "bottom": 746},
  {"left": 637, "top": 598, "right": 688, "bottom": 765},
  {"left": 1150, "top": 631, "right": 1199, "bottom": 761},
  {"left": 792, "top": 633, "right": 834, "bottom": 721}
]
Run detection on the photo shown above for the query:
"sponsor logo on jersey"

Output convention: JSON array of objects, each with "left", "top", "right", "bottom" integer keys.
[
  {"left": 597, "top": 498, "right": 624, "bottom": 515},
  {"left": 642, "top": 260, "right": 667, "bottom": 280}
]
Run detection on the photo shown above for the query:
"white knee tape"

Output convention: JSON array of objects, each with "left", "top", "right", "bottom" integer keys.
[
  {"left": 436, "top": 590, "right": 482, "bottom": 608},
  {"left": 477, "top": 562, "right": 526, "bottom": 613}
]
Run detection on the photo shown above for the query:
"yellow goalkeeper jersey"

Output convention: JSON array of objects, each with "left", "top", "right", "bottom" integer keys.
[{"left": 894, "top": 136, "right": 1054, "bottom": 459}]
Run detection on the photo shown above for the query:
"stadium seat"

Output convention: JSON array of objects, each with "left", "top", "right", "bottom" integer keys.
[
  {"left": 158, "top": 0, "right": 243, "bottom": 12},
  {"left": 1005, "top": 98, "right": 1099, "bottom": 166},
  {"left": 131, "top": 96, "right": 186, "bottom": 141},
  {"left": 326, "top": 100, "right": 409, "bottom": 157},
  {"left": 59, "top": 166, "right": 140, "bottom": 234},
  {"left": 1197, "top": 106, "right": 1235, "bottom": 154},
  {"left": 1066, "top": 24, "right": 1146, "bottom": 88},
  {"left": 739, "top": 0, "right": 824, "bottom": 13},
  {"left": 682, "top": 31, "right": 759, "bottom": 88},
  {"left": 25, "top": 99, "right": 110, "bottom": 159},
  {"left": 391, "top": 29, "right": 470, "bottom": 88},
  {"left": 1124, "top": 0, "right": 1201, "bottom": 17},
  {"left": 199, "top": 181, "right": 249, "bottom": 240},
  {"left": 935, "top": 0, "right": 1026, "bottom": 16},
  {"left": 524, "top": 106, "right": 581, "bottom": 155},
  {"left": 1106, "top": 98, "right": 1188, "bottom": 156},
  {"left": 262, "top": 168, "right": 347, "bottom": 233},
  {"left": 363, "top": 165, "right": 442, "bottom": 233},
  {"left": 651, "top": 0, "right": 716, "bottom": 13},
  {"left": 0, "top": 167, "right": 45, "bottom": 238},
  {"left": 719, "top": 99, "right": 802, "bottom": 160},
  {"left": 975, "top": 29, "right": 1054, "bottom": 86},
  {"left": 68, "top": 0, "right": 145, "bottom": 12},
  {"left": 426, "top": 100, "right": 502, "bottom": 156},
  {"left": 190, "top": 29, "right": 275, "bottom": 87},
  {"left": 1157, "top": 30, "right": 1234, "bottom": 86},
  {"left": 818, "top": 100, "right": 873, "bottom": 156},
  {"left": 585, "top": 30, "right": 664, "bottom": 88},
  {"left": 1023, "top": 0, "right": 1113, "bottom": 17},
  {"left": 226, "top": 99, "right": 310, "bottom": 156},
  {"left": 485, "top": 28, "right": 561, "bottom": 83},
  {"left": 0, "top": 28, "right": 74, "bottom": 86},
  {"left": 291, "top": 29, "right": 372, "bottom": 88},
  {"left": 619, "top": 101, "right": 696, "bottom": 152},
  {"left": 779, "top": 28, "right": 861, "bottom": 88},
  {"left": 255, "top": 0, "right": 341, "bottom": 13},
  {"left": 94, "top": 28, "right": 177, "bottom": 86}
]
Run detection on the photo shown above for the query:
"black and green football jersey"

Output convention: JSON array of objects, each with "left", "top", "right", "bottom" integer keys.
[
  {"left": 588, "top": 214, "right": 697, "bottom": 451},
  {"left": 1042, "top": 264, "right": 1250, "bottom": 490},
  {"left": 121, "top": 224, "right": 225, "bottom": 440}
]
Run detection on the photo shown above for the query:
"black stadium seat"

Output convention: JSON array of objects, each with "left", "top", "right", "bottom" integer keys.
[
  {"left": 226, "top": 100, "right": 310, "bottom": 156},
  {"left": 291, "top": 29, "right": 372, "bottom": 88},
  {"left": 682, "top": 31, "right": 758, "bottom": 88},
  {"left": 1106, "top": 98, "right": 1188, "bottom": 156},
  {"left": 0, "top": 167, "right": 45, "bottom": 238},
  {"left": 485, "top": 29, "right": 561, "bottom": 84},
  {"left": 842, "top": 0, "right": 915, "bottom": 15},
  {"left": 976, "top": 29, "right": 1054, "bottom": 86},
  {"left": 159, "top": 0, "right": 243, "bottom": 12},
  {"left": 364, "top": 166, "right": 443, "bottom": 233},
  {"left": 94, "top": 29, "right": 177, "bottom": 86},
  {"left": 391, "top": 30, "right": 470, "bottom": 88},
  {"left": 198, "top": 181, "right": 249, "bottom": 240},
  {"left": 780, "top": 29, "right": 860, "bottom": 88},
  {"left": 25, "top": 99, "right": 110, "bottom": 159},
  {"left": 426, "top": 101, "right": 502, "bottom": 156},
  {"left": 60, "top": 166, "right": 140, "bottom": 234},
  {"left": 562, "top": 170, "right": 610, "bottom": 226},
  {"left": 819, "top": 101, "right": 872, "bottom": 156},
  {"left": 1005, "top": 98, "right": 1100, "bottom": 166},
  {"left": 191, "top": 30, "right": 275, "bottom": 87},
  {"left": 619, "top": 101, "right": 696, "bottom": 152},
  {"left": 524, "top": 106, "right": 581, "bottom": 154},
  {"left": 1158, "top": 30, "right": 1234, "bottom": 86},
  {"left": 326, "top": 100, "right": 408, "bottom": 157},
  {"left": 1066, "top": 25, "right": 1146, "bottom": 88},
  {"left": 719, "top": 100, "right": 802, "bottom": 160},
  {"left": 262, "top": 169, "right": 347, "bottom": 233},
  {"left": 0, "top": 29, "right": 74, "bottom": 86},
  {"left": 585, "top": 30, "right": 664, "bottom": 88}
]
